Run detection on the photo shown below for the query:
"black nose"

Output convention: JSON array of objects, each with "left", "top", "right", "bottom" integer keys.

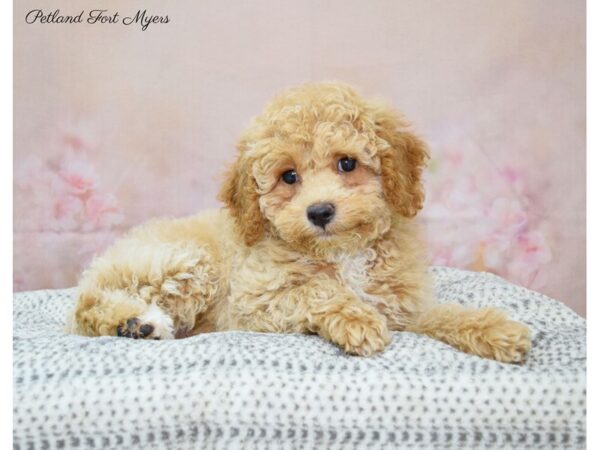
[{"left": 307, "top": 202, "right": 336, "bottom": 228}]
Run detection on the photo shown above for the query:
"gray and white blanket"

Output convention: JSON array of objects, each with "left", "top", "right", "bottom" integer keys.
[{"left": 13, "top": 267, "right": 586, "bottom": 449}]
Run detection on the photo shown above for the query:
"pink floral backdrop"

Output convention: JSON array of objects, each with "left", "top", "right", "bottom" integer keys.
[{"left": 14, "top": 0, "right": 585, "bottom": 315}]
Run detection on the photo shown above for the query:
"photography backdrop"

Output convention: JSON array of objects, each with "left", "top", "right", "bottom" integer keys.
[{"left": 14, "top": 0, "right": 586, "bottom": 315}]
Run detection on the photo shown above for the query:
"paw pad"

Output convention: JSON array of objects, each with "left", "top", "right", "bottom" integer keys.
[{"left": 117, "top": 318, "right": 156, "bottom": 339}]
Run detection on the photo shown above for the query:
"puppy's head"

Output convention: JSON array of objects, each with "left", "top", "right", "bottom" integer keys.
[{"left": 220, "top": 82, "right": 428, "bottom": 255}]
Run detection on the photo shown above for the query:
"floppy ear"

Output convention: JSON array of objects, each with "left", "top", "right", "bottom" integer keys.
[
  {"left": 371, "top": 105, "right": 429, "bottom": 217},
  {"left": 218, "top": 151, "right": 265, "bottom": 246}
]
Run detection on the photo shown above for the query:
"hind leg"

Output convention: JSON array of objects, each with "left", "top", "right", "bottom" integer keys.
[
  {"left": 72, "top": 238, "right": 220, "bottom": 339},
  {"left": 406, "top": 304, "right": 531, "bottom": 363},
  {"left": 72, "top": 289, "right": 175, "bottom": 339}
]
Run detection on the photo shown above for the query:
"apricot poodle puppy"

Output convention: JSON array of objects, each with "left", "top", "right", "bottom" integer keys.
[{"left": 70, "top": 82, "right": 530, "bottom": 363}]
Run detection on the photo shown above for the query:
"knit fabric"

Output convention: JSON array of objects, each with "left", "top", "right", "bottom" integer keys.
[{"left": 13, "top": 267, "right": 586, "bottom": 449}]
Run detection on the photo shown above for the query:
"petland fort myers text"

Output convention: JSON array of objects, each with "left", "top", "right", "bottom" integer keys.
[{"left": 25, "top": 9, "right": 169, "bottom": 31}]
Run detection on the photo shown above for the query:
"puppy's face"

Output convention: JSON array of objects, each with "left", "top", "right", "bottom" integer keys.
[
  {"left": 220, "top": 83, "right": 428, "bottom": 256},
  {"left": 253, "top": 123, "right": 391, "bottom": 254}
]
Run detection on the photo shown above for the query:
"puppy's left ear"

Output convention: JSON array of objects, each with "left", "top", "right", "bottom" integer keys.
[
  {"left": 218, "top": 151, "right": 266, "bottom": 246},
  {"left": 370, "top": 105, "right": 429, "bottom": 217}
]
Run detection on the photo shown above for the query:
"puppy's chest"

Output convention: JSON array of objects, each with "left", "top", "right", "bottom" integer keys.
[{"left": 330, "top": 252, "right": 387, "bottom": 306}]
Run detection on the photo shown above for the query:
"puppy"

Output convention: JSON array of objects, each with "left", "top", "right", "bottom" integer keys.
[{"left": 71, "top": 82, "right": 530, "bottom": 362}]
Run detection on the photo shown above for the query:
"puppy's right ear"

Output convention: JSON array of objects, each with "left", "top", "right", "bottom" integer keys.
[{"left": 219, "top": 150, "right": 265, "bottom": 246}]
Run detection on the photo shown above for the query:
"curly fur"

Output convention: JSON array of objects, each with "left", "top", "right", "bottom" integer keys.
[{"left": 70, "top": 82, "right": 530, "bottom": 362}]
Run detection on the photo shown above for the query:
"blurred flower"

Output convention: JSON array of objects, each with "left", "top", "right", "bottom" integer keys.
[
  {"left": 423, "top": 126, "right": 553, "bottom": 290},
  {"left": 14, "top": 125, "right": 123, "bottom": 234},
  {"left": 58, "top": 155, "right": 98, "bottom": 194},
  {"left": 83, "top": 194, "right": 123, "bottom": 231}
]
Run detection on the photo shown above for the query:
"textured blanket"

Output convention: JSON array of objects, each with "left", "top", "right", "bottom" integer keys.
[{"left": 13, "top": 267, "right": 586, "bottom": 449}]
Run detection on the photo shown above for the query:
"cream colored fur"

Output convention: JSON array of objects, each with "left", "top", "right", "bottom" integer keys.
[{"left": 70, "top": 82, "right": 530, "bottom": 362}]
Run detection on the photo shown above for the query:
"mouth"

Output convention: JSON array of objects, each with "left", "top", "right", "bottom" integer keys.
[
  {"left": 318, "top": 230, "right": 334, "bottom": 238},
  {"left": 314, "top": 219, "right": 376, "bottom": 240},
  {"left": 319, "top": 220, "right": 362, "bottom": 234},
  {"left": 313, "top": 226, "right": 334, "bottom": 238},
  {"left": 312, "top": 221, "right": 364, "bottom": 239}
]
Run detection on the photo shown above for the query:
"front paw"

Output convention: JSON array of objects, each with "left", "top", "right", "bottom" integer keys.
[{"left": 326, "top": 311, "right": 390, "bottom": 356}]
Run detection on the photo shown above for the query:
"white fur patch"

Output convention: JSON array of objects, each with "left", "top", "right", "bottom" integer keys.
[
  {"left": 139, "top": 304, "right": 175, "bottom": 339},
  {"left": 335, "top": 251, "right": 386, "bottom": 306}
]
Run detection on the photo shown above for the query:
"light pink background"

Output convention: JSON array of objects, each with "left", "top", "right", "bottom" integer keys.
[{"left": 14, "top": 0, "right": 586, "bottom": 315}]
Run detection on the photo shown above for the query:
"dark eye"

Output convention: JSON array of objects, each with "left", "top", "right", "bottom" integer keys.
[
  {"left": 281, "top": 170, "right": 298, "bottom": 184},
  {"left": 338, "top": 157, "right": 357, "bottom": 173}
]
